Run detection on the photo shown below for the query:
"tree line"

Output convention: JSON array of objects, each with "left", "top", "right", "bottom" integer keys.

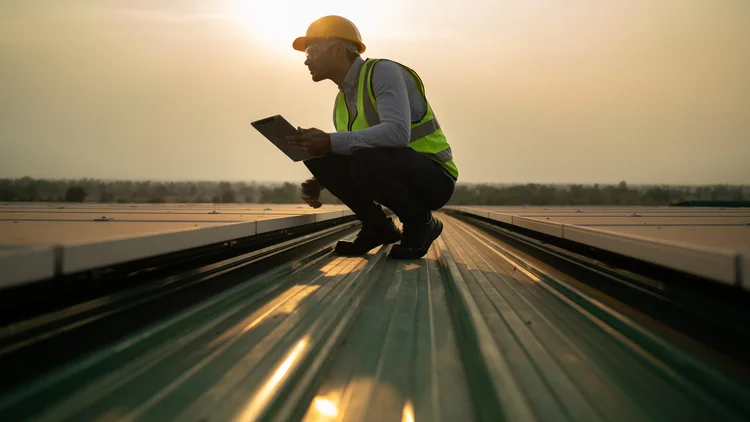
[{"left": 0, "top": 177, "right": 747, "bottom": 206}]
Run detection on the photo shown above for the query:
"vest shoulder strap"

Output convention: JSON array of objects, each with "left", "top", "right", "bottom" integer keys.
[{"left": 363, "top": 59, "right": 429, "bottom": 120}]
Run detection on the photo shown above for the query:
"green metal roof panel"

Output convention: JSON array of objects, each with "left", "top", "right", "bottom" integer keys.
[
  {"left": 298, "top": 248, "right": 474, "bottom": 422},
  {"left": 440, "top": 216, "right": 750, "bottom": 421}
]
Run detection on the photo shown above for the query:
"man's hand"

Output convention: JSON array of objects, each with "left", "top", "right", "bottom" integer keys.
[
  {"left": 300, "top": 177, "right": 322, "bottom": 208},
  {"left": 287, "top": 127, "right": 332, "bottom": 157}
]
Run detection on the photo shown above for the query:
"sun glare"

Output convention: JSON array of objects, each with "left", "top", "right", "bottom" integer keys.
[{"left": 229, "top": 0, "right": 384, "bottom": 53}]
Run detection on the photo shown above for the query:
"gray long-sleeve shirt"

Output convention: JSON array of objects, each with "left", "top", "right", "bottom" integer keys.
[{"left": 329, "top": 56, "right": 427, "bottom": 154}]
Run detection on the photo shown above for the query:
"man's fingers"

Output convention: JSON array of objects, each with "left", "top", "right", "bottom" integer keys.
[
  {"left": 302, "top": 179, "right": 319, "bottom": 190},
  {"left": 299, "top": 127, "right": 322, "bottom": 134},
  {"left": 300, "top": 146, "right": 316, "bottom": 155},
  {"left": 286, "top": 134, "right": 311, "bottom": 143},
  {"left": 301, "top": 196, "right": 322, "bottom": 208},
  {"left": 288, "top": 127, "right": 322, "bottom": 143},
  {"left": 289, "top": 127, "right": 315, "bottom": 141}
]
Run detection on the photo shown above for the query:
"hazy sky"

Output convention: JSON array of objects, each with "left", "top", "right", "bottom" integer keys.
[{"left": 1, "top": 1, "right": 749, "bottom": 185}]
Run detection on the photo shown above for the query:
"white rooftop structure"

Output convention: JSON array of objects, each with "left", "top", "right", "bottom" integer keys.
[
  {"left": 0, "top": 203, "right": 354, "bottom": 288},
  {"left": 447, "top": 205, "right": 750, "bottom": 289}
]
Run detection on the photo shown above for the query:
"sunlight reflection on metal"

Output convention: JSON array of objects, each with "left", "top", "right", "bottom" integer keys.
[
  {"left": 242, "top": 286, "right": 320, "bottom": 332},
  {"left": 403, "top": 263, "right": 420, "bottom": 271},
  {"left": 319, "top": 257, "right": 343, "bottom": 274},
  {"left": 196, "top": 285, "right": 321, "bottom": 353},
  {"left": 234, "top": 338, "right": 308, "bottom": 422},
  {"left": 313, "top": 396, "right": 339, "bottom": 418},
  {"left": 322, "top": 256, "right": 368, "bottom": 276},
  {"left": 402, "top": 400, "right": 415, "bottom": 422}
]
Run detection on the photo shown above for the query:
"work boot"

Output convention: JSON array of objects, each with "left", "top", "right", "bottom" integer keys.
[
  {"left": 335, "top": 217, "right": 402, "bottom": 256},
  {"left": 389, "top": 215, "right": 443, "bottom": 259}
]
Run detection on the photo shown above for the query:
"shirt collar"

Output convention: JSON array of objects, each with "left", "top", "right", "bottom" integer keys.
[{"left": 339, "top": 56, "right": 365, "bottom": 90}]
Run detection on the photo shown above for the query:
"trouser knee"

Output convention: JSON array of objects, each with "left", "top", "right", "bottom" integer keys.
[{"left": 303, "top": 154, "right": 333, "bottom": 177}]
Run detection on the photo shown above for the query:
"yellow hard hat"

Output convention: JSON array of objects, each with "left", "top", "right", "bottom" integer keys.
[{"left": 293, "top": 15, "right": 366, "bottom": 54}]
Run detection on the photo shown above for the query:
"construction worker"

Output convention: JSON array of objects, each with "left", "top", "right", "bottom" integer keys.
[{"left": 287, "top": 15, "right": 458, "bottom": 259}]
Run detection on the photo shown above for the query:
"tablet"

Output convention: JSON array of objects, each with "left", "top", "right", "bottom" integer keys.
[{"left": 251, "top": 115, "right": 320, "bottom": 162}]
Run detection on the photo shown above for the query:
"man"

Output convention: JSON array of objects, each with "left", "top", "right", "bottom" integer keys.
[{"left": 286, "top": 15, "right": 458, "bottom": 260}]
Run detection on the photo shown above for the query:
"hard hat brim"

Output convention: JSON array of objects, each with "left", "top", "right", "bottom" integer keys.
[
  {"left": 292, "top": 37, "right": 308, "bottom": 52},
  {"left": 292, "top": 36, "right": 366, "bottom": 54}
]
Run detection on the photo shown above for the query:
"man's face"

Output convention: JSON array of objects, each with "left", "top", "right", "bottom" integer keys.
[{"left": 304, "top": 40, "right": 338, "bottom": 82}]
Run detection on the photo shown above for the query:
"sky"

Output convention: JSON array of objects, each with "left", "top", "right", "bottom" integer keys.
[{"left": 1, "top": 1, "right": 749, "bottom": 185}]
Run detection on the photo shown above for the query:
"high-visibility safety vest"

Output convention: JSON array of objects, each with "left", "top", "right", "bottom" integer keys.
[{"left": 333, "top": 58, "right": 459, "bottom": 180}]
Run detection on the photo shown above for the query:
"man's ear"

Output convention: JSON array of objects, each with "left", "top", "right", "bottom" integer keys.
[{"left": 333, "top": 44, "right": 346, "bottom": 58}]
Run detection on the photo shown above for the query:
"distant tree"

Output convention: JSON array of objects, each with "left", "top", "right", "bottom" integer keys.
[
  {"left": 64, "top": 186, "right": 87, "bottom": 202},
  {"left": 1, "top": 177, "right": 746, "bottom": 206},
  {"left": 217, "top": 181, "right": 236, "bottom": 203},
  {"left": 218, "top": 181, "right": 232, "bottom": 192},
  {"left": 154, "top": 183, "right": 169, "bottom": 197},
  {"left": 220, "top": 190, "right": 236, "bottom": 203},
  {"left": 0, "top": 185, "right": 19, "bottom": 201},
  {"left": 260, "top": 182, "right": 302, "bottom": 203},
  {"left": 18, "top": 177, "right": 39, "bottom": 201},
  {"left": 643, "top": 186, "right": 672, "bottom": 205},
  {"left": 99, "top": 190, "right": 116, "bottom": 203},
  {"left": 240, "top": 184, "right": 260, "bottom": 203},
  {"left": 134, "top": 181, "right": 151, "bottom": 199}
]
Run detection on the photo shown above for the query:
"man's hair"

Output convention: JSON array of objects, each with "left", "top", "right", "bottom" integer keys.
[{"left": 339, "top": 39, "right": 361, "bottom": 62}]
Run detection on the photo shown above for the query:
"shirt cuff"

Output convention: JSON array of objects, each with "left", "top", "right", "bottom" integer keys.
[{"left": 329, "top": 132, "right": 350, "bottom": 154}]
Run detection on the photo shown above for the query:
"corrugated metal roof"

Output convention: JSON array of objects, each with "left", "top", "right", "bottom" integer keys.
[{"left": 1, "top": 208, "right": 750, "bottom": 421}]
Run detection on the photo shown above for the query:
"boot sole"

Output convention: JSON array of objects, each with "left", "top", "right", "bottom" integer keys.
[
  {"left": 334, "top": 229, "right": 402, "bottom": 256},
  {"left": 388, "top": 219, "right": 443, "bottom": 259}
]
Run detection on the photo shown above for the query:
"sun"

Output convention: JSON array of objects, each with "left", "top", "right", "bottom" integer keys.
[{"left": 228, "top": 0, "right": 382, "bottom": 53}]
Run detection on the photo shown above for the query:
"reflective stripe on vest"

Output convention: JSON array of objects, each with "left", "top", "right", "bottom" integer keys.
[{"left": 333, "top": 58, "right": 459, "bottom": 179}]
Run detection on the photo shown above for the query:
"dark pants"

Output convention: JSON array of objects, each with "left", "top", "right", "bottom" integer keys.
[{"left": 304, "top": 147, "right": 456, "bottom": 226}]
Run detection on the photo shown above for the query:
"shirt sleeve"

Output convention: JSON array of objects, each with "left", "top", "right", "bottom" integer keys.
[{"left": 329, "top": 60, "right": 412, "bottom": 154}]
